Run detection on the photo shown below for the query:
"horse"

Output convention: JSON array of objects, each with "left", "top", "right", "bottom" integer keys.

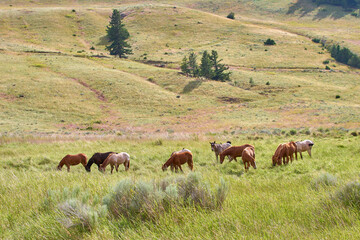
[
  {"left": 85, "top": 152, "right": 115, "bottom": 172},
  {"left": 272, "top": 142, "right": 297, "bottom": 166},
  {"left": 272, "top": 144, "right": 284, "bottom": 166},
  {"left": 57, "top": 153, "right": 87, "bottom": 172},
  {"left": 99, "top": 152, "right": 130, "bottom": 174},
  {"left": 219, "top": 144, "right": 254, "bottom": 164},
  {"left": 162, "top": 151, "right": 193, "bottom": 173},
  {"left": 210, "top": 141, "right": 232, "bottom": 162},
  {"left": 295, "top": 140, "right": 314, "bottom": 159},
  {"left": 242, "top": 147, "right": 257, "bottom": 171}
]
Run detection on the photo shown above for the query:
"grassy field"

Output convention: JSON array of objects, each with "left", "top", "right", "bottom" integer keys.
[
  {"left": 1, "top": 134, "right": 360, "bottom": 239},
  {"left": 1, "top": 0, "right": 360, "bottom": 239}
]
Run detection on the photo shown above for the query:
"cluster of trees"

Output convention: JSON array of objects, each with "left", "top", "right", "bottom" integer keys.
[
  {"left": 181, "top": 50, "right": 231, "bottom": 81},
  {"left": 312, "top": 0, "right": 360, "bottom": 8},
  {"left": 330, "top": 44, "right": 360, "bottom": 68}
]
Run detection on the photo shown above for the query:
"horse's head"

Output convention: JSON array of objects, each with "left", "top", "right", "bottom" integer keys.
[
  {"left": 226, "top": 141, "right": 231, "bottom": 144},
  {"left": 251, "top": 160, "right": 257, "bottom": 169},
  {"left": 57, "top": 165, "right": 62, "bottom": 171},
  {"left": 210, "top": 141, "right": 216, "bottom": 152},
  {"left": 162, "top": 163, "right": 168, "bottom": 171}
]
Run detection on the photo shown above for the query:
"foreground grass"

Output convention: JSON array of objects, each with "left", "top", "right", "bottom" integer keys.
[{"left": 1, "top": 135, "right": 360, "bottom": 239}]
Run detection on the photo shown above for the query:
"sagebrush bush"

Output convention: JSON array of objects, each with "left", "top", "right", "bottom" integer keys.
[
  {"left": 312, "top": 172, "right": 337, "bottom": 190},
  {"left": 42, "top": 187, "right": 105, "bottom": 232},
  {"left": 103, "top": 173, "right": 229, "bottom": 221},
  {"left": 334, "top": 181, "right": 360, "bottom": 209}
]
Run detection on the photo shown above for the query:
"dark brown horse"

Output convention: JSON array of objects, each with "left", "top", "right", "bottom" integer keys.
[
  {"left": 85, "top": 152, "right": 115, "bottom": 172},
  {"left": 57, "top": 153, "right": 87, "bottom": 172}
]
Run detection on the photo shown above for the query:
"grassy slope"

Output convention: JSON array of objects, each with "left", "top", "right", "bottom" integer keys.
[{"left": 0, "top": 3, "right": 359, "bottom": 135}]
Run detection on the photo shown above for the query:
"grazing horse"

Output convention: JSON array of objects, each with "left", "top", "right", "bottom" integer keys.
[
  {"left": 57, "top": 153, "right": 87, "bottom": 172},
  {"left": 242, "top": 147, "right": 257, "bottom": 171},
  {"left": 85, "top": 152, "right": 115, "bottom": 172},
  {"left": 100, "top": 152, "right": 130, "bottom": 174},
  {"left": 295, "top": 140, "right": 314, "bottom": 159},
  {"left": 210, "top": 141, "right": 232, "bottom": 162},
  {"left": 272, "top": 144, "right": 284, "bottom": 166},
  {"left": 219, "top": 144, "right": 254, "bottom": 164},
  {"left": 162, "top": 151, "right": 193, "bottom": 172},
  {"left": 272, "top": 142, "right": 298, "bottom": 166}
]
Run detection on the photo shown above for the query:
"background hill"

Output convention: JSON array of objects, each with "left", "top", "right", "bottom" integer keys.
[{"left": 1, "top": 0, "right": 359, "bottom": 137}]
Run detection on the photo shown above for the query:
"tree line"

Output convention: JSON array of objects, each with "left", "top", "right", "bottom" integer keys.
[
  {"left": 312, "top": 0, "right": 360, "bottom": 8},
  {"left": 181, "top": 50, "right": 231, "bottom": 81},
  {"left": 330, "top": 44, "right": 360, "bottom": 68}
]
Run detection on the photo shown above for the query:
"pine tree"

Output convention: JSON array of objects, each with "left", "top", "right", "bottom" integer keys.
[
  {"left": 105, "top": 9, "right": 132, "bottom": 58},
  {"left": 200, "top": 51, "right": 213, "bottom": 79},
  {"left": 188, "top": 52, "right": 199, "bottom": 77},
  {"left": 180, "top": 56, "right": 191, "bottom": 76},
  {"left": 210, "top": 50, "right": 230, "bottom": 81}
]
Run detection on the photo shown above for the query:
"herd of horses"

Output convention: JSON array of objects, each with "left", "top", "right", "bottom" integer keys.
[{"left": 57, "top": 140, "right": 314, "bottom": 173}]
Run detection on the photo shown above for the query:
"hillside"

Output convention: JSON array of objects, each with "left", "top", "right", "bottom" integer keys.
[{"left": 0, "top": 1, "right": 359, "bottom": 137}]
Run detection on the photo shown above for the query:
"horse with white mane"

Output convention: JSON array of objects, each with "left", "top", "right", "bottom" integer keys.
[{"left": 295, "top": 140, "right": 314, "bottom": 159}]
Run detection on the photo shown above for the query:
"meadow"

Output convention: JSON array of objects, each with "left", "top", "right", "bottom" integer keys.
[
  {"left": 1, "top": 133, "right": 360, "bottom": 239},
  {"left": 1, "top": 0, "right": 360, "bottom": 239}
]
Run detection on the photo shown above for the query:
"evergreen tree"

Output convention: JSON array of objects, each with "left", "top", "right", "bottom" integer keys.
[
  {"left": 210, "top": 50, "right": 231, "bottom": 81},
  {"left": 105, "top": 9, "right": 132, "bottom": 58},
  {"left": 188, "top": 52, "right": 199, "bottom": 77},
  {"left": 200, "top": 51, "right": 213, "bottom": 79},
  {"left": 180, "top": 56, "right": 191, "bottom": 76}
]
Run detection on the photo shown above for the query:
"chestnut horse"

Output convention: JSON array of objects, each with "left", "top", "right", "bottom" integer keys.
[
  {"left": 219, "top": 144, "right": 254, "bottom": 164},
  {"left": 162, "top": 151, "right": 193, "bottom": 172},
  {"left": 99, "top": 152, "right": 130, "bottom": 174},
  {"left": 272, "top": 142, "right": 297, "bottom": 166},
  {"left": 85, "top": 152, "right": 115, "bottom": 172},
  {"left": 57, "top": 153, "right": 87, "bottom": 172},
  {"left": 242, "top": 147, "right": 257, "bottom": 171}
]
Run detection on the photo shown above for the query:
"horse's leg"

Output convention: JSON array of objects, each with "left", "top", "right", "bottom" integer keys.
[
  {"left": 66, "top": 164, "right": 70, "bottom": 172},
  {"left": 234, "top": 157, "right": 237, "bottom": 162},
  {"left": 111, "top": 165, "right": 114, "bottom": 174},
  {"left": 300, "top": 152, "right": 303, "bottom": 160},
  {"left": 179, "top": 165, "right": 183, "bottom": 172},
  {"left": 170, "top": 164, "right": 175, "bottom": 172},
  {"left": 307, "top": 149, "right": 312, "bottom": 157},
  {"left": 216, "top": 153, "right": 218, "bottom": 162},
  {"left": 174, "top": 165, "right": 178, "bottom": 173}
]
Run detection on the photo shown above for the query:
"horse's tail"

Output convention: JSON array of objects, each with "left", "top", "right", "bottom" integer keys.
[
  {"left": 188, "top": 153, "right": 193, "bottom": 171},
  {"left": 125, "top": 153, "right": 130, "bottom": 171}
]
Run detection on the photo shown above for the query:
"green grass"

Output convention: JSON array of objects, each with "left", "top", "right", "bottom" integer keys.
[{"left": 1, "top": 135, "right": 360, "bottom": 239}]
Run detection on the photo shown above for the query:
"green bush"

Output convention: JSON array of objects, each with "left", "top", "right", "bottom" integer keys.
[
  {"left": 264, "top": 38, "right": 276, "bottom": 45},
  {"left": 227, "top": 12, "right": 235, "bottom": 19},
  {"left": 312, "top": 38, "right": 321, "bottom": 43},
  {"left": 103, "top": 173, "right": 229, "bottom": 221},
  {"left": 334, "top": 181, "right": 360, "bottom": 209},
  {"left": 312, "top": 173, "right": 337, "bottom": 190}
]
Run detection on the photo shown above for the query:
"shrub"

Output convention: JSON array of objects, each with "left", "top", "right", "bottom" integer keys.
[
  {"left": 289, "top": 129, "right": 297, "bottom": 135},
  {"left": 323, "top": 60, "right": 330, "bottom": 64},
  {"left": 249, "top": 77, "right": 255, "bottom": 86},
  {"left": 103, "top": 173, "right": 229, "bottom": 221},
  {"left": 325, "top": 65, "right": 331, "bottom": 70},
  {"left": 264, "top": 38, "right": 276, "bottom": 45},
  {"left": 334, "top": 181, "right": 360, "bottom": 209},
  {"left": 350, "top": 131, "right": 358, "bottom": 136},
  {"left": 227, "top": 12, "right": 235, "bottom": 19},
  {"left": 312, "top": 38, "right": 321, "bottom": 43},
  {"left": 335, "top": 95, "right": 341, "bottom": 99},
  {"left": 312, "top": 173, "right": 337, "bottom": 190},
  {"left": 266, "top": 81, "right": 270, "bottom": 85}
]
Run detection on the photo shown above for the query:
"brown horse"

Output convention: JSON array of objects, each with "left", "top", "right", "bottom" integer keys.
[
  {"left": 57, "top": 153, "right": 87, "bottom": 172},
  {"left": 162, "top": 151, "right": 193, "bottom": 172},
  {"left": 272, "top": 142, "right": 298, "bottom": 166},
  {"left": 99, "top": 152, "right": 130, "bottom": 174},
  {"left": 219, "top": 144, "right": 254, "bottom": 164},
  {"left": 242, "top": 147, "right": 257, "bottom": 171}
]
